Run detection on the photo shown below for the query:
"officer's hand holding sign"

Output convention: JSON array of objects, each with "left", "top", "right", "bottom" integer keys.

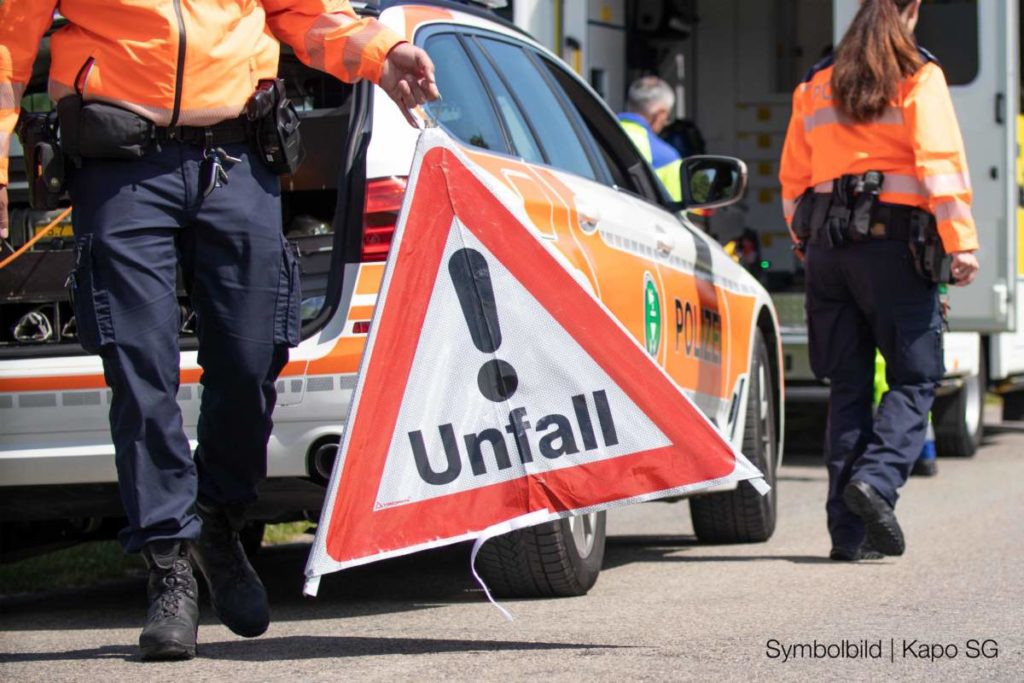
[{"left": 379, "top": 43, "right": 442, "bottom": 127}]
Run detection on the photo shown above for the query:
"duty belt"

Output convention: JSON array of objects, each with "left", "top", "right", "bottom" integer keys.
[
  {"left": 154, "top": 117, "right": 250, "bottom": 147},
  {"left": 792, "top": 172, "right": 951, "bottom": 284},
  {"left": 794, "top": 171, "right": 928, "bottom": 248},
  {"left": 866, "top": 204, "right": 916, "bottom": 241},
  {"left": 799, "top": 193, "right": 915, "bottom": 244}
]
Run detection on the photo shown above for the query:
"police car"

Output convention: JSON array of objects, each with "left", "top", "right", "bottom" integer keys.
[{"left": 0, "top": 0, "right": 784, "bottom": 597}]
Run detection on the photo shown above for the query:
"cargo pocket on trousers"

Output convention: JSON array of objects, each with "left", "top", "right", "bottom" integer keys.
[
  {"left": 273, "top": 238, "right": 301, "bottom": 347},
  {"left": 894, "top": 302, "right": 944, "bottom": 384},
  {"left": 69, "top": 234, "right": 116, "bottom": 353}
]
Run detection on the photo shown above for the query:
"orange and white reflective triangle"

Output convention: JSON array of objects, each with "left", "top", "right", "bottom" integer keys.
[{"left": 304, "top": 129, "right": 767, "bottom": 596}]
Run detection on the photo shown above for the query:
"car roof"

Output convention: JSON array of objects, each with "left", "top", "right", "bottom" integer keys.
[
  {"left": 367, "top": 0, "right": 528, "bottom": 38},
  {"left": 365, "top": 0, "right": 633, "bottom": 188}
]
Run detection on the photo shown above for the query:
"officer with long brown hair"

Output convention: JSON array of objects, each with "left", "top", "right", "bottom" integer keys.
[{"left": 779, "top": 0, "right": 979, "bottom": 561}]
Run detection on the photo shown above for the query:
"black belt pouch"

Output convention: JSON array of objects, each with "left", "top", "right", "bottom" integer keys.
[
  {"left": 58, "top": 95, "right": 155, "bottom": 160},
  {"left": 791, "top": 189, "right": 814, "bottom": 241}
]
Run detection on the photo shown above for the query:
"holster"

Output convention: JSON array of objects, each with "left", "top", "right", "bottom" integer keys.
[
  {"left": 849, "top": 170, "right": 883, "bottom": 240},
  {"left": 245, "top": 79, "right": 304, "bottom": 176},
  {"left": 796, "top": 190, "right": 839, "bottom": 248},
  {"left": 908, "top": 210, "right": 952, "bottom": 284},
  {"left": 15, "top": 111, "right": 66, "bottom": 210},
  {"left": 791, "top": 188, "right": 815, "bottom": 242}
]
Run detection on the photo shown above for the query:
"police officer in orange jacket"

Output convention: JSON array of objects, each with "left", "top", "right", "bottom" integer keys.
[
  {"left": 0, "top": 1, "right": 438, "bottom": 660},
  {"left": 779, "top": 0, "right": 979, "bottom": 562}
]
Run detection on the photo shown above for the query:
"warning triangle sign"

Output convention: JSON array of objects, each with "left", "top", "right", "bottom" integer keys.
[
  {"left": 374, "top": 218, "right": 673, "bottom": 509},
  {"left": 305, "top": 130, "right": 766, "bottom": 592}
]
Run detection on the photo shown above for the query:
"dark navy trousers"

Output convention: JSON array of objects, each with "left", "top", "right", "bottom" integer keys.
[
  {"left": 69, "top": 141, "right": 299, "bottom": 553},
  {"left": 805, "top": 239, "right": 943, "bottom": 552}
]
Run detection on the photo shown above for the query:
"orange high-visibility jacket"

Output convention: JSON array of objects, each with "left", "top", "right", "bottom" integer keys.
[
  {"left": 0, "top": 0, "right": 405, "bottom": 186},
  {"left": 779, "top": 50, "right": 978, "bottom": 254}
]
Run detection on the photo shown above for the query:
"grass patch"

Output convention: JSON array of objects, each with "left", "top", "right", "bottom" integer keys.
[
  {"left": 262, "top": 521, "right": 314, "bottom": 546},
  {"left": 0, "top": 522, "right": 314, "bottom": 596},
  {"left": 0, "top": 541, "right": 144, "bottom": 596}
]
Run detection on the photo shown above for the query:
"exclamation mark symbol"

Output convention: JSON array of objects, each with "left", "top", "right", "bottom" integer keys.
[{"left": 448, "top": 248, "right": 519, "bottom": 402}]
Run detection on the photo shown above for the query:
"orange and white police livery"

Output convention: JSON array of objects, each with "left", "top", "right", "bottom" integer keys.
[{"left": 0, "top": 2, "right": 784, "bottom": 592}]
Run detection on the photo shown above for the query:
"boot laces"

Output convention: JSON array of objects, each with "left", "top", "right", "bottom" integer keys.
[{"left": 155, "top": 559, "right": 194, "bottom": 618}]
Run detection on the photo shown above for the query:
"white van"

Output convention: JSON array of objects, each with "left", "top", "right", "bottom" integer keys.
[{"left": 533, "top": 0, "right": 1020, "bottom": 455}]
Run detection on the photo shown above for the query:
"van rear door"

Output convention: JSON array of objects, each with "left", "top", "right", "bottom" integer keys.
[{"left": 835, "top": 0, "right": 1019, "bottom": 332}]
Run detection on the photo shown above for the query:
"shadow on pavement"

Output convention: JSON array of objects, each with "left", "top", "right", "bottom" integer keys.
[
  {"left": 776, "top": 474, "right": 822, "bottom": 482},
  {"left": 777, "top": 453, "right": 825, "bottom": 469},
  {"left": 985, "top": 421, "right": 1024, "bottom": 435},
  {"left": 609, "top": 534, "right": 699, "bottom": 547},
  {"left": 0, "top": 542, "right": 482, "bottom": 632},
  {"left": 602, "top": 535, "right": 883, "bottom": 568},
  {"left": 0, "top": 635, "right": 628, "bottom": 665},
  {"left": 202, "top": 635, "right": 628, "bottom": 661},
  {"left": 0, "top": 645, "right": 136, "bottom": 664}
]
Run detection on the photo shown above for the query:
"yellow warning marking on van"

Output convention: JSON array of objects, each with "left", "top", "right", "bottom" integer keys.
[{"left": 34, "top": 224, "right": 74, "bottom": 239}]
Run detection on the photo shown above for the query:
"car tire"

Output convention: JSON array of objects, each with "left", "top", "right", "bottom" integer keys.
[
  {"left": 933, "top": 353, "right": 985, "bottom": 458},
  {"left": 1001, "top": 389, "right": 1024, "bottom": 422},
  {"left": 689, "top": 330, "right": 777, "bottom": 543},
  {"left": 475, "top": 512, "right": 606, "bottom": 598}
]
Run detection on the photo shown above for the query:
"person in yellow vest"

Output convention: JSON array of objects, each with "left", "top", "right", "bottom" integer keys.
[
  {"left": 618, "top": 76, "right": 683, "bottom": 201},
  {"left": 875, "top": 350, "right": 937, "bottom": 477}
]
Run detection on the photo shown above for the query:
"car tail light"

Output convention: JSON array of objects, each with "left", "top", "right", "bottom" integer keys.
[{"left": 361, "top": 176, "right": 407, "bottom": 262}]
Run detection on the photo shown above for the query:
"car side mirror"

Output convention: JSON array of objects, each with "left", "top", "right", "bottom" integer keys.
[{"left": 679, "top": 156, "right": 748, "bottom": 209}]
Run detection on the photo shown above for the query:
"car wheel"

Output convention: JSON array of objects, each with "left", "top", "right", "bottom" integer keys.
[
  {"left": 1001, "top": 389, "right": 1024, "bottom": 422},
  {"left": 933, "top": 353, "right": 985, "bottom": 458},
  {"left": 689, "top": 330, "right": 777, "bottom": 543},
  {"left": 475, "top": 511, "right": 606, "bottom": 598}
]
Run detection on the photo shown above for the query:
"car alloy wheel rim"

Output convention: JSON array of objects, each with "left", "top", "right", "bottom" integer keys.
[
  {"left": 759, "top": 362, "right": 772, "bottom": 458},
  {"left": 964, "top": 370, "right": 982, "bottom": 437},
  {"left": 568, "top": 513, "right": 598, "bottom": 557}
]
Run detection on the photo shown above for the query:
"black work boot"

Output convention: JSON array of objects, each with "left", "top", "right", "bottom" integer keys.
[
  {"left": 843, "top": 480, "right": 906, "bottom": 556},
  {"left": 140, "top": 540, "right": 199, "bottom": 661},
  {"left": 829, "top": 542, "right": 885, "bottom": 562},
  {"left": 189, "top": 501, "right": 269, "bottom": 638}
]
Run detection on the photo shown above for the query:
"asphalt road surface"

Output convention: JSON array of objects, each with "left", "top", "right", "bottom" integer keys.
[{"left": 2, "top": 416, "right": 1022, "bottom": 682}]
